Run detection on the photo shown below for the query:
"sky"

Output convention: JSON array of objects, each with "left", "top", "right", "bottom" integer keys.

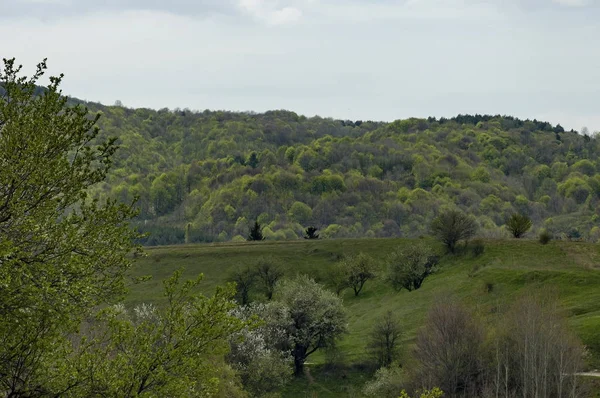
[{"left": 1, "top": 0, "right": 599, "bottom": 131}]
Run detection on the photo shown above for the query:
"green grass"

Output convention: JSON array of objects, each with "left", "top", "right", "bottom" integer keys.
[{"left": 128, "top": 238, "right": 600, "bottom": 397}]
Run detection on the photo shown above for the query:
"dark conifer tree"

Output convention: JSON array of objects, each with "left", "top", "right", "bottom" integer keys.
[
  {"left": 304, "top": 226, "right": 320, "bottom": 240},
  {"left": 247, "top": 220, "right": 265, "bottom": 241}
]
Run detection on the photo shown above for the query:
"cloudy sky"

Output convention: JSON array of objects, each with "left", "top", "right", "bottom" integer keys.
[{"left": 1, "top": 0, "right": 599, "bottom": 130}]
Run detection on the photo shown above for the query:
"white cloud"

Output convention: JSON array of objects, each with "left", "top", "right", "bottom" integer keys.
[
  {"left": 552, "top": 0, "right": 589, "bottom": 6},
  {"left": 269, "top": 7, "right": 303, "bottom": 24},
  {"left": 238, "top": 0, "right": 304, "bottom": 24},
  {"left": 20, "top": 0, "right": 72, "bottom": 3}
]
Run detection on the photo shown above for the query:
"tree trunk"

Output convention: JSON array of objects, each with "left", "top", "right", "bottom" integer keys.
[{"left": 293, "top": 345, "right": 307, "bottom": 376}]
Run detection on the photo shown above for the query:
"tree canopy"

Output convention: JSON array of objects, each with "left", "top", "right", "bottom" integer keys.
[
  {"left": 66, "top": 95, "right": 600, "bottom": 245},
  {"left": 0, "top": 58, "right": 139, "bottom": 395}
]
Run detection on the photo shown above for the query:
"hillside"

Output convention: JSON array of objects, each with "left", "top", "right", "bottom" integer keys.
[
  {"left": 82, "top": 100, "right": 600, "bottom": 245},
  {"left": 129, "top": 238, "right": 600, "bottom": 396}
]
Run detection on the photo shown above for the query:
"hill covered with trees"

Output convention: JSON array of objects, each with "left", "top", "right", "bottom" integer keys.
[{"left": 85, "top": 100, "right": 599, "bottom": 245}]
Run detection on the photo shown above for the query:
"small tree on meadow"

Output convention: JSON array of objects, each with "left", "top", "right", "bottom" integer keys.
[
  {"left": 253, "top": 256, "right": 284, "bottom": 300},
  {"left": 304, "top": 226, "right": 320, "bottom": 239},
  {"left": 327, "top": 261, "right": 350, "bottom": 296},
  {"left": 274, "top": 276, "right": 347, "bottom": 375},
  {"left": 506, "top": 213, "right": 532, "bottom": 238},
  {"left": 386, "top": 244, "right": 438, "bottom": 292},
  {"left": 228, "top": 266, "right": 256, "bottom": 305},
  {"left": 342, "top": 253, "right": 378, "bottom": 296},
  {"left": 368, "top": 311, "right": 403, "bottom": 368},
  {"left": 247, "top": 220, "right": 265, "bottom": 241},
  {"left": 430, "top": 210, "right": 477, "bottom": 253}
]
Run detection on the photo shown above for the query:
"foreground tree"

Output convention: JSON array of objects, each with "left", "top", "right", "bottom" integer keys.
[
  {"left": 0, "top": 58, "right": 139, "bottom": 395},
  {"left": 386, "top": 244, "right": 438, "bottom": 292},
  {"left": 493, "top": 294, "right": 584, "bottom": 398},
  {"left": 413, "top": 300, "right": 485, "bottom": 396},
  {"left": 228, "top": 302, "right": 294, "bottom": 396},
  {"left": 75, "top": 270, "right": 247, "bottom": 397},
  {"left": 506, "top": 213, "right": 532, "bottom": 238},
  {"left": 430, "top": 210, "right": 477, "bottom": 253},
  {"left": 274, "top": 276, "right": 347, "bottom": 375}
]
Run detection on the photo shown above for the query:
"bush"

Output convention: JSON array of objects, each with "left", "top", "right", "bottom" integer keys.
[
  {"left": 412, "top": 299, "right": 485, "bottom": 396},
  {"left": 506, "top": 213, "right": 532, "bottom": 238},
  {"left": 386, "top": 244, "right": 438, "bottom": 292},
  {"left": 567, "top": 227, "right": 581, "bottom": 241},
  {"left": 471, "top": 239, "right": 485, "bottom": 257},
  {"left": 363, "top": 366, "right": 405, "bottom": 398},
  {"left": 539, "top": 230, "right": 552, "bottom": 245},
  {"left": 430, "top": 210, "right": 478, "bottom": 253}
]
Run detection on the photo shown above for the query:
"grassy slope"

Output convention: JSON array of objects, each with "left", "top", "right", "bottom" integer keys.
[{"left": 128, "top": 238, "right": 600, "bottom": 396}]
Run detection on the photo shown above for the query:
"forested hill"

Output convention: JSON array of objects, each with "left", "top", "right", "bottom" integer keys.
[{"left": 82, "top": 99, "right": 600, "bottom": 245}]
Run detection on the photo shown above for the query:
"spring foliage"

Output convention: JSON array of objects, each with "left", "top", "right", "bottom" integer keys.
[{"left": 0, "top": 58, "right": 139, "bottom": 395}]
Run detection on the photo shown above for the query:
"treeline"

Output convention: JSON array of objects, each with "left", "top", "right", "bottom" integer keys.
[{"left": 84, "top": 100, "right": 600, "bottom": 245}]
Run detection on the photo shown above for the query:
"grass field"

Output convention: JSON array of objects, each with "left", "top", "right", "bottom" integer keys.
[{"left": 127, "top": 238, "right": 600, "bottom": 396}]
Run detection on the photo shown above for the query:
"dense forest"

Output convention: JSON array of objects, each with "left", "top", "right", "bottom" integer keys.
[{"left": 84, "top": 99, "right": 599, "bottom": 245}]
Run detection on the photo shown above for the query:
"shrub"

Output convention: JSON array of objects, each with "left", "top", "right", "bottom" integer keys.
[
  {"left": 386, "top": 244, "right": 438, "bottom": 292},
  {"left": 506, "top": 213, "right": 532, "bottom": 238},
  {"left": 471, "top": 239, "right": 485, "bottom": 257},
  {"left": 363, "top": 365, "right": 405, "bottom": 398},
  {"left": 539, "top": 230, "right": 552, "bottom": 245},
  {"left": 567, "top": 227, "right": 581, "bottom": 241},
  {"left": 430, "top": 210, "right": 478, "bottom": 253}
]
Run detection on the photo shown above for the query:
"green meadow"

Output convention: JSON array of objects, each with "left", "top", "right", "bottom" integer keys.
[{"left": 128, "top": 238, "right": 600, "bottom": 396}]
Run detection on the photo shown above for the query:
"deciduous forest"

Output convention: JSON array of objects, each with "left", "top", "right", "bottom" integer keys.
[{"left": 84, "top": 100, "right": 599, "bottom": 245}]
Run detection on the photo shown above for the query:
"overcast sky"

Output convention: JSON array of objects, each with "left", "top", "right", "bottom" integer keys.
[{"left": 1, "top": 0, "right": 599, "bottom": 130}]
